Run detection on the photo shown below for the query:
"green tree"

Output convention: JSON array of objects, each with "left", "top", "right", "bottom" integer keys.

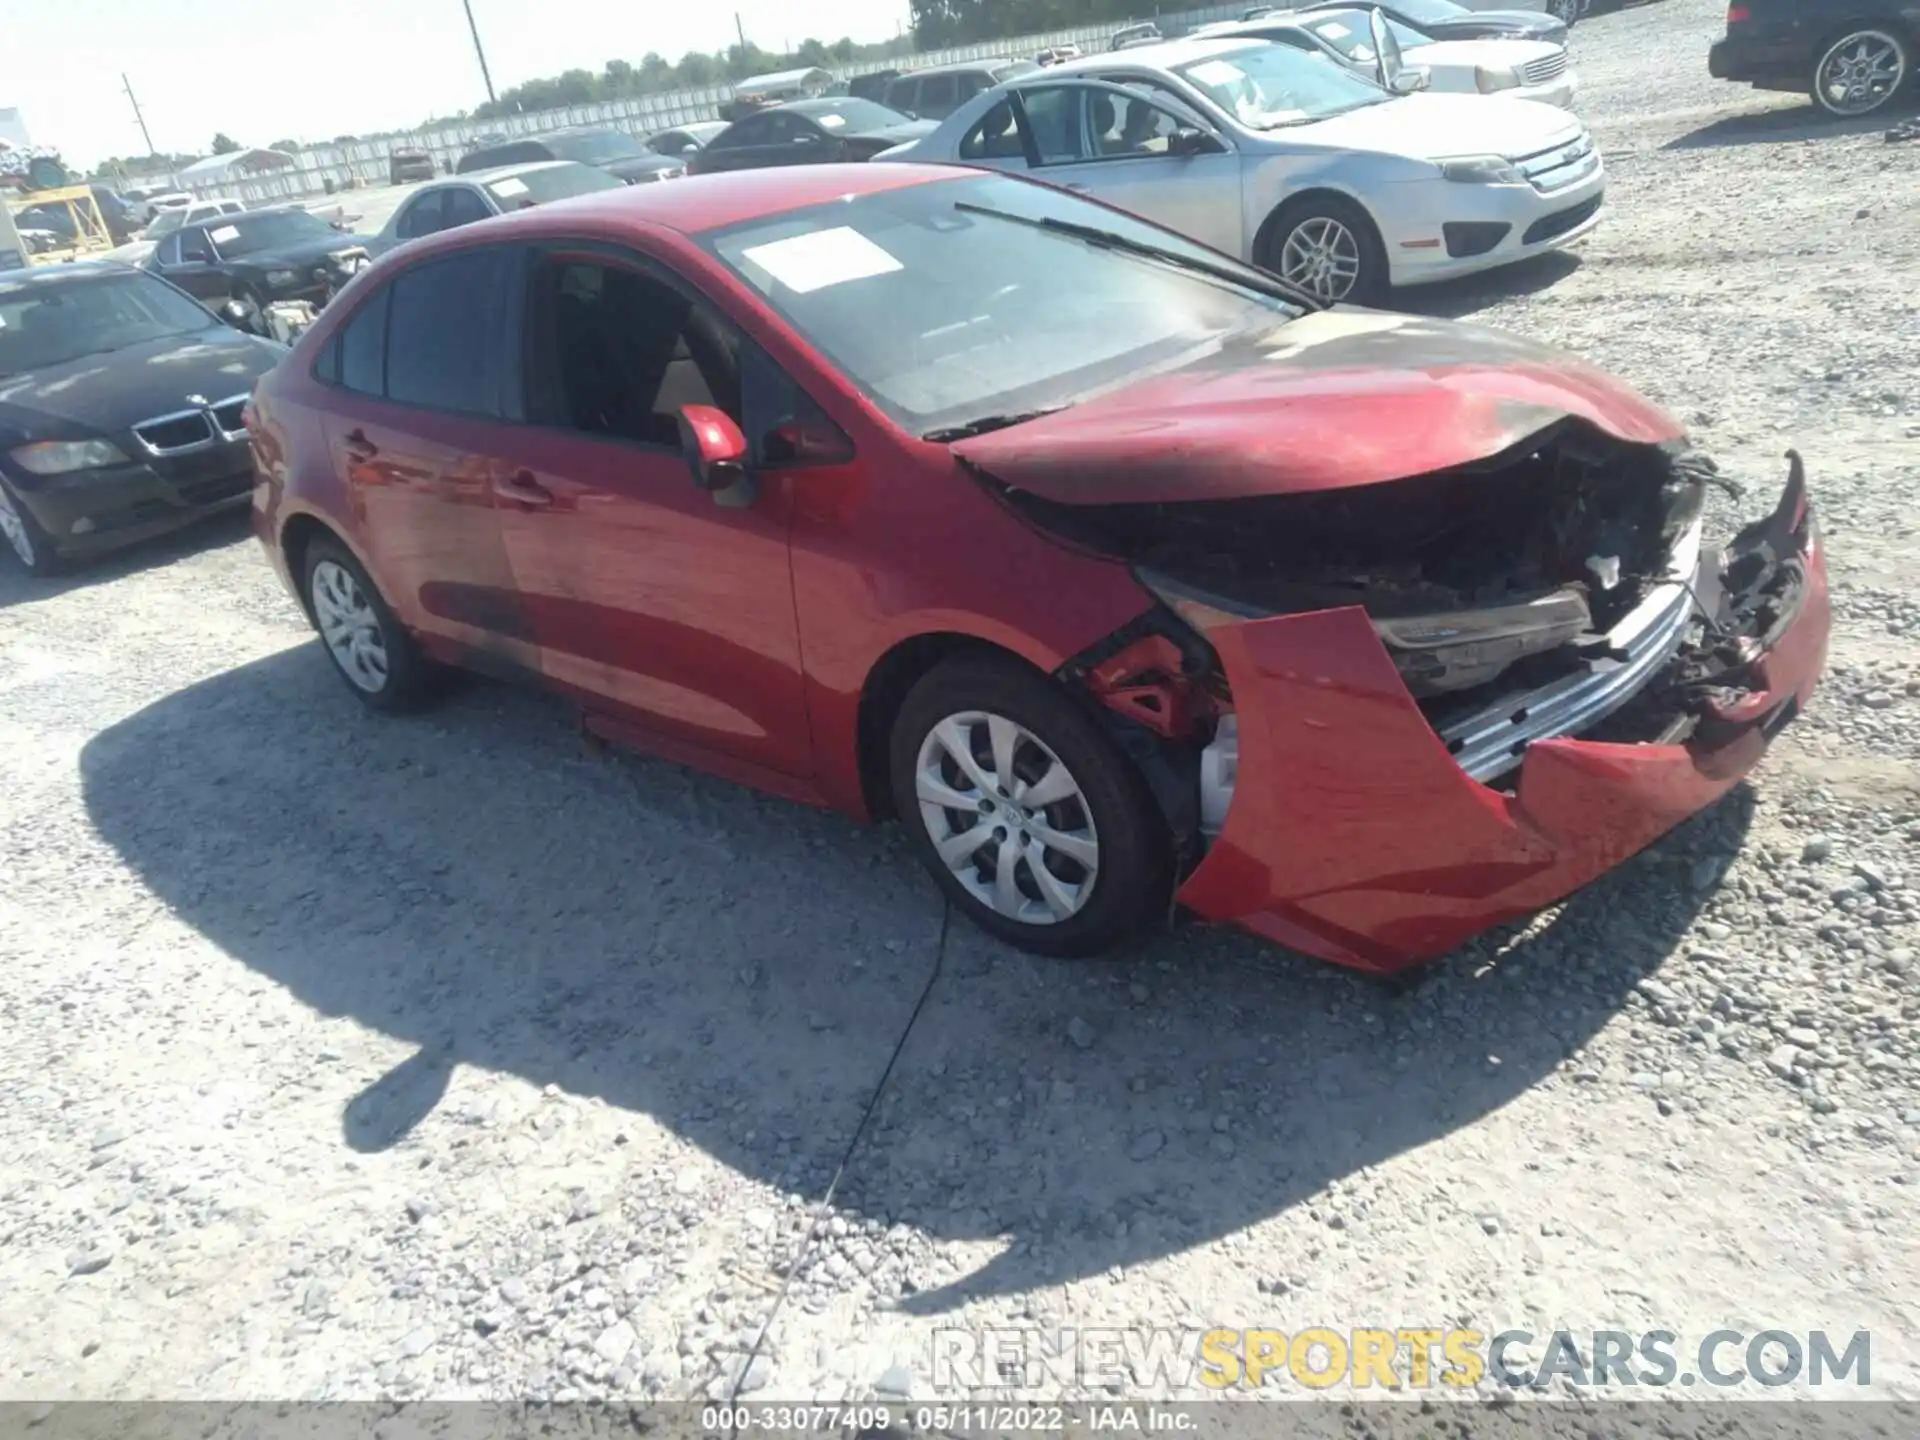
[
  {"left": 210, "top": 132, "right": 242, "bottom": 154},
  {"left": 268, "top": 138, "right": 300, "bottom": 153}
]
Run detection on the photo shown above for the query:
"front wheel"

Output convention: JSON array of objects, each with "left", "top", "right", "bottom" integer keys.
[
  {"left": 888, "top": 657, "right": 1173, "bottom": 958},
  {"left": 1810, "top": 28, "right": 1909, "bottom": 116},
  {"left": 0, "top": 480, "right": 60, "bottom": 576},
  {"left": 1257, "top": 195, "right": 1388, "bottom": 306}
]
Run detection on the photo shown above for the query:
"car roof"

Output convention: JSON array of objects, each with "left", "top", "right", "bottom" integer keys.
[
  {"left": 453, "top": 160, "right": 581, "bottom": 180},
  {"left": 414, "top": 162, "right": 958, "bottom": 243}
]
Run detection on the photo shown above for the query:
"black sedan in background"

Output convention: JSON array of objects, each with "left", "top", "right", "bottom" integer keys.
[
  {"left": 142, "top": 207, "right": 370, "bottom": 321},
  {"left": 687, "top": 99, "right": 935, "bottom": 174},
  {"left": 1300, "top": 0, "right": 1571, "bottom": 42},
  {"left": 1710, "top": 0, "right": 1915, "bottom": 116},
  {"left": 0, "top": 263, "right": 284, "bottom": 574},
  {"left": 455, "top": 127, "right": 687, "bottom": 183}
]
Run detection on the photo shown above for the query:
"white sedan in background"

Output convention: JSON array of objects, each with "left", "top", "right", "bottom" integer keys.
[
  {"left": 876, "top": 31, "right": 1603, "bottom": 304},
  {"left": 1226, "top": 7, "right": 1578, "bottom": 107}
]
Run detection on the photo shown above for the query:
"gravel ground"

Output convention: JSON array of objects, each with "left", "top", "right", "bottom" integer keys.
[{"left": 3, "top": 0, "right": 1917, "bottom": 1406}]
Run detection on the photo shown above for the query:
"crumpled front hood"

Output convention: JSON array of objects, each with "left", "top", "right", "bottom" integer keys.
[{"left": 949, "top": 310, "right": 1683, "bottom": 505}]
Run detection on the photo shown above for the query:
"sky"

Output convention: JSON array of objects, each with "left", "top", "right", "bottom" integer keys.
[{"left": 1, "top": 0, "right": 912, "bottom": 168}]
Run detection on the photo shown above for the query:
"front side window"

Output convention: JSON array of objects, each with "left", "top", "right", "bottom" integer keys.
[
  {"left": 714, "top": 115, "right": 776, "bottom": 148},
  {"left": 145, "top": 209, "right": 185, "bottom": 240},
  {"left": 1088, "top": 90, "right": 1192, "bottom": 156},
  {"left": 383, "top": 249, "right": 507, "bottom": 415},
  {"left": 178, "top": 227, "right": 216, "bottom": 264},
  {"left": 916, "top": 75, "right": 961, "bottom": 117},
  {"left": 1171, "top": 40, "right": 1389, "bottom": 127},
  {"left": 1018, "top": 87, "right": 1086, "bottom": 163},
  {"left": 705, "top": 171, "right": 1301, "bottom": 437},
  {"left": 0, "top": 270, "right": 216, "bottom": 375},
  {"left": 522, "top": 257, "right": 741, "bottom": 447}
]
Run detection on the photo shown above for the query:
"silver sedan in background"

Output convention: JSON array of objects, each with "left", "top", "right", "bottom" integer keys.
[{"left": 876, "top": 30, "right": 1603, "bottom": 304}]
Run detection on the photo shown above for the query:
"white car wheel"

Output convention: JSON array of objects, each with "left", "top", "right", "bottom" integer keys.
[
  {"left": 310, "top": 558, "right": 391, "bottom": 695},
  {"left": 1278, "top": 215, "right": 1365, "bottom": 303}
]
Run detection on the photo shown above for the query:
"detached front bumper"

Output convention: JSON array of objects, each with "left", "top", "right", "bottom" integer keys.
[{"left": 1174, "top": 462, "right": 1829, "bottom": 973}]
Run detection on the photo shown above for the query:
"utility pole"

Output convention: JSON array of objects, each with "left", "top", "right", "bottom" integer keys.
[
  {"left": 461, "top": 0, "right": 498, "bottom": 104},
  {"left": 736, "top": 11, "right": 749, "bottom": 51},
  {"left": 121, "top": 73, "right": 156, "bottom": 156}
]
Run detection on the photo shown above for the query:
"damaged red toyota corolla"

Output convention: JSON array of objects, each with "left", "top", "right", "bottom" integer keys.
[{"left": 245, "top": 164, "right": 1829, "bottom": 973}]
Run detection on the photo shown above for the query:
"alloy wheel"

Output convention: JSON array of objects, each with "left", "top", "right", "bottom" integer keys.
[
  {"left": 310, "top": 559, "right": 391, "bottom": 694},
  {"left": 1278, "top": 216, "right": 1363, "bottom": 303},
  {"left": 1815, "top": 30, "right": 1906, "bottom": 116},
  {"left": 0, "top": 486, "right": 36, "bottom": 567},
  {"left": 914, "top": 710, "right": 1101, "bottom": 926}
]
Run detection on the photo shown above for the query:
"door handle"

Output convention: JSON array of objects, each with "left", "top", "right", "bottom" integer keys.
[
  {"left": 493, "top": 469, "right": 553, "bottom": 507},
  {"left": 342, "top": 428, "right": 377, "bottom": 462}
]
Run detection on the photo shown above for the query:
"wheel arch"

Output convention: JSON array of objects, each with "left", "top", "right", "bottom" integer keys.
[
  {"left": 1253, "top": 185, "right": 1388, "bottom": 271},
  {"left": 279, "top": 510, "right": 372, "bottom": 625},
  {"left": 855, "top": 630, "right": 1056, "bottom": 822}
]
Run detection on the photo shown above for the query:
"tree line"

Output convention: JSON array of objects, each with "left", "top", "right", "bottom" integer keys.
[{"left": 909, "top": 0, "right": 1167, "bottom": 46}]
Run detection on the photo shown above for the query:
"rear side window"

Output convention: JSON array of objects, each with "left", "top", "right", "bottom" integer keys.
[
  {"left": 917, "top": 74, "right": 961, "bottom": 116},
  {"left": 884, "top": 78, "right": 918, "bottom": 113},
  {"left": 396, "top": 191, "right": 445, "bottom": 239},
  {"left": 337, "top": 286, "right": 389, "bottom": 396},
  {"left": 441, "top": 188, "right": 491, "bottom": 227},
  {"left": 960, "top": 100, "right": 1026, "bottom": 161},
  {"left": 383, "top": 249, "right": 506, "bottom": 415}
]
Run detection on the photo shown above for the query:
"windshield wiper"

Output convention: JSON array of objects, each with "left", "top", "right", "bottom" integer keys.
[
  {"left": 922, "top": 407, "right": 1063, "bottom": 443},
  {"left": 953, "top": 201, "right": 1325, "bottom": 311}
]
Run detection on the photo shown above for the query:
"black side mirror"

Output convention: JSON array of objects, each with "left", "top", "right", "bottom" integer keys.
[
  {"left": 217, "top": 299, "right": 253, "bottom": 331},
  {"left": 1168, "top": 126, "right": 1222, "bottom": 156}
]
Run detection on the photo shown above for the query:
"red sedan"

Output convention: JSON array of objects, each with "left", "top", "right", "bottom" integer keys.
[{"left": 245, "top": 163, "right": 1828, "bottom": 973}]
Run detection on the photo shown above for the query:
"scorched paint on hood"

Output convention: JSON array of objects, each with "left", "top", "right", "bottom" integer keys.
[{"left": 950, "top": 309, "right": 1685, "bottom": 506}]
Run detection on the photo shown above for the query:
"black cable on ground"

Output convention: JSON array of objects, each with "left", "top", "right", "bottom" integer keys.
[{"left": 724, "top": 902, "right": 953, "bottom": 1423}]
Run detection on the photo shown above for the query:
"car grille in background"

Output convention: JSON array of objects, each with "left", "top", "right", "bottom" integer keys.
[
  {"left": 1522, "top": 192, "right": 1603, "bottom": 244},
  {"left": 1520, "top": 51, "right": 1569, "bottom": 85},
  {"left": 1513, "top": 128, "right": 1598, "bottom": 192},
  {"left": 130, "top": 393, "right": 251, "bottom": 458}
]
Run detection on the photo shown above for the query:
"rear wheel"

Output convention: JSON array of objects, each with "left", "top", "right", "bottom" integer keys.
[
  {"left": 1257, "top": 194, "right": 1388, "bottom": 306},
  {"left": 888, "top": 657, "right": 1172, "bottom": 958},
  {"left": 1810, "top": 28, "right": 1909, "bottom": 116},
  {"left": 0, "top": 480, "right": 60, "bottom": 577},
  {"left": 302, "top": 536, "right": 435, "bottom": 712}
]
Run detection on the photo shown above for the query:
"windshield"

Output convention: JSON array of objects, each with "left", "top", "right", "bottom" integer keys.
[
  {"left": 1172, "top": 40, "right": 1390, "bottom": 126},
  {"left": 0, "top": 270, "right": 216, "bottom": 375},
  {"left": 483, "top": 164, "right": 624, "bottom": 210},
  {"left": 1372, "top": 0, "right": 1465, "bottom": 22},
  {"left": 545, "top": 130, "right": 647, "bottom": 163},
  {"left": 1302, "top": 8, "right": 1431, "bottom": 60},
  {"left": 214, "top": 211, "right": 339, "bottom": 257},
  {"left": 793, "top": 98, "right": 916, "bottom": 133},
  {"left": 705, "top": 172, "right": 1301, "bottom": 436},
  {"left": 144, "top": 209, "right": 186, "bottom": 239}
]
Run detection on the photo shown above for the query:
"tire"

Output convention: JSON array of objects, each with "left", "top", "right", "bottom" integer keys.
[
  {"left": 301, "top": 535, "right": 435, "bottom": 712},
  {"left": 0, "top": 479, "right": 60, "bottom": 577},
  {"left": 888, "top": 656, "right": 1173, "bottom": 958},
  {"left": 1809, "top": 27, "right": 1910, "bottom": 117},
  {"left": 1257, "top": 194, "right": 1389, "bottom": 307}
]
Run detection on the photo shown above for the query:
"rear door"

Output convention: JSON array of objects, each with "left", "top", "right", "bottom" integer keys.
[
  {"left": 482, "top": 243, "right": 816, "bottom": 776},
  {"left": 314, "top": 245, "right": 534, "bottom": 671},
  {"left": 1013, "top": 81, "right": 1245, "bottom": 256}
]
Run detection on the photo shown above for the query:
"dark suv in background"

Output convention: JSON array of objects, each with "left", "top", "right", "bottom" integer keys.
[
  {"left": 882, "top": 59, "right": 1040, "bottom": 119},
  {"left": 1709, "top": 0, "right": 1916, "bottom": 117},
  {"left": 455, "top": 128, "right": 686, "bottom": 183}
]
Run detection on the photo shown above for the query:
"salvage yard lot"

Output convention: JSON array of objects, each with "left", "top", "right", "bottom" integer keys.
[{"left": 3, "top": 0, "right": 1917, "bottom": 1403}]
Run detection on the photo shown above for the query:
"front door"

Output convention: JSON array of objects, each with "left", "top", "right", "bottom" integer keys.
[
  {"left": 1015, "top": 82, "right": 1246, "bottom": 257},
  {"left": 153, "top": 226, "right": 228, "bottom": 302},
  {"left": 485, "top": 246, "right": 813, "bottom": 778}
]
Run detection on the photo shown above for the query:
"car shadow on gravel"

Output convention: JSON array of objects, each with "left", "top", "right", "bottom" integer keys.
[
  {"left": 0, "top": 509, "right": 253, "bottom": 611},
  {"left": 1664, "top": 102, "right": 1912, "bottom": 150},
  {"left": 1392, "top": 251, "right": 1583, "bottom": 320},
  {"left": 78, "top": 643, "right": 1753, "bottom": 1310}
]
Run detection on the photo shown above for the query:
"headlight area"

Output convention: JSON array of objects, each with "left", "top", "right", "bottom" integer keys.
[
  {"left": 1014, "top": 421, "right": 1770, "bottom": 853},
  {"left": 9, "top": 439, "right": 132, "bottom": 476},
  {"left": 1439, "top": 155, "right": 1526, "bottom": 184}
]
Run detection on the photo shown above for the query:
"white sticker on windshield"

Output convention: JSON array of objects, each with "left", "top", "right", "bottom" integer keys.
[
  {"left": 817, "top": 113, "right": 847, "bottom": 129},
  {"left": 1185, "top": 59, "right": 1247, "bottom": 86},
  {"left": 1313, "top": 19, "right": 1352, "bottom": 38},
  {"left": 740, "top": 226, "right": 903, "bottom": 294},
  {"left": 491, "top": 177, "right": 530, "bottom": 198},
  {"left": 209, "top": 224, "right": 240, "bottom": 245}
]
